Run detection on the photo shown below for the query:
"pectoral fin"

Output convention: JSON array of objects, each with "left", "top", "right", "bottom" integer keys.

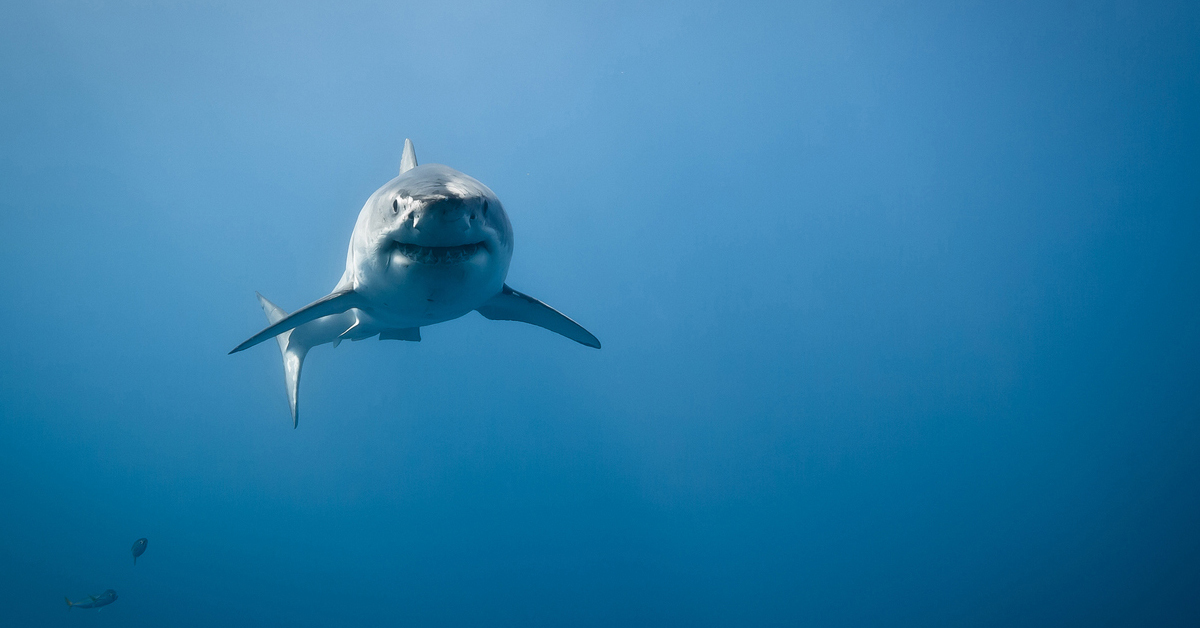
[
  {"left": 230, "top": 289, "right": 367, "bottom": 354},
  {"left": 477, "top": 285, "right": 600, "bottom": 348}
]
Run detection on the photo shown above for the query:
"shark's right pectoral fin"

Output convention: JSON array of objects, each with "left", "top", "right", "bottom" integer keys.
[
  {"left": 230, "top": 289, "right": 367, "bottom": 354},
  {"left": 477, "top": 285, "right": 601, "bottom": 348}
]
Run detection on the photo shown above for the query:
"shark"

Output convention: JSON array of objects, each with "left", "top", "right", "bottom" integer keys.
[
  {"left": 230, "top": 139, "right": 600, "bottom": 426},
  {"left": 66, "top": 589, "right": 118, "bottom": 610}
]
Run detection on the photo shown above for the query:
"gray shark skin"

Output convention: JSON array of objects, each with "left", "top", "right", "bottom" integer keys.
[
  {"left": 230, "top": 139, "right": 600, "bottom": 427},
  {"left": 66, "top": 589, "right": 117, "bottom": 609},
  {"left": 131, "top": 537, "right": 147, "bottom": 564}
]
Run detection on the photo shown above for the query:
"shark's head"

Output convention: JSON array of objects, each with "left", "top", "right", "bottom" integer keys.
[
  {"left": 378, "top": 164, "right": 512, "bottom": 262},
  {"left": 347, "top": 155, "right": 514, "bottom": 322}
]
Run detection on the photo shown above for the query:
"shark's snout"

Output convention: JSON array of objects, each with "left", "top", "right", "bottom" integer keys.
[
  {"left": 385, "top": 197, "right": 493, "bottom": 266},
  {"left": 393, "top": 196, "right": 489, "bottom": 248},
  {"left": 410, "top": 205, "right": 472, "bottom": 234}
]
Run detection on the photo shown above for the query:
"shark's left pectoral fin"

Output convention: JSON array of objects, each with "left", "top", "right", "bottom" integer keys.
[
  {"left": 230, "top": 289, "right": 367, "bottom": 354},
  {"left": 477, "top": 285, "right": 601, "bottom": 348}
]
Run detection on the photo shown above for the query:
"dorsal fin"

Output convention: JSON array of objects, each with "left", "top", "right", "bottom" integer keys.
[{"left": 400, "top": 138, "right": 418, "bottom": 174}]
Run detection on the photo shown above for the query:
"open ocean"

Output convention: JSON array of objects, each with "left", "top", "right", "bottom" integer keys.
[{"left": 1, "top": 1, "right": 1198, "bottom": 625}]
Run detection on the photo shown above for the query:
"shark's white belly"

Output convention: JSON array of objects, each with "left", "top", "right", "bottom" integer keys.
[
  {"left": 357, "top": 255, "right": 506, "bottom": 327},
  {"left": 291, "top": 250, "right": 506, "bottom": 348}
]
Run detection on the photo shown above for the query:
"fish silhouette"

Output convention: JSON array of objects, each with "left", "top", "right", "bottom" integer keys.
[
  {"left": 131, "top": 538, "right": 148, "bottom": 565},
  {"left": 66, "top": 589, "right": 117, "bottom": 609}
]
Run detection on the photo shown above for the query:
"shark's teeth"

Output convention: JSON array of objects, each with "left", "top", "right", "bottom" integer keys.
[{"left": 394, "top": 241, "right": 482, "bottom": 265}]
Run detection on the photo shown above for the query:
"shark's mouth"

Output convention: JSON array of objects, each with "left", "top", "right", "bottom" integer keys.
[{"left": 393, "top": 241, "right": 483, "bottom": 265}]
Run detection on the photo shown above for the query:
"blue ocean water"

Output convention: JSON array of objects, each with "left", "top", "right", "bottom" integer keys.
[{"left": 1, "top": 1, "right": 1198, "bottom": 625}]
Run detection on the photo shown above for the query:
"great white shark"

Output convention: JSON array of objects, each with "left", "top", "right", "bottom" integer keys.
[{"left": 230, "top": 140, "right": 599, "bottom": 426}]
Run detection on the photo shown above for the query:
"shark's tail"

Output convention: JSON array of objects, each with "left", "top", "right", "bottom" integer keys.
[
  {"left": 65, "top": 597, "right": 72, "bottom": 609},
  {"left": 256, "top": 293, "right": 310, "bottom": 428}
]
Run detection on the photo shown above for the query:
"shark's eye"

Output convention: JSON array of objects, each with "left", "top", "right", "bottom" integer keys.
[
  {"left": 481, "top": 199, "right": 489, "bottom": 214},
  {"left": 391, "top": 199, "right": 399, "bottom": 214}
]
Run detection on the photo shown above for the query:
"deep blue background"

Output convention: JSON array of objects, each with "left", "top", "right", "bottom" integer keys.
[{"left": 1, "top": 1, "right": 1198, "bottom": 625}]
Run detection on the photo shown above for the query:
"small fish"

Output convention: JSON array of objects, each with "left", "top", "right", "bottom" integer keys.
[
  {"left": 131, "top": 538, "right": 148, "bottom": 565},
  {"left": 66, "top": 589, "right": 117, "bottom": 609}
]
